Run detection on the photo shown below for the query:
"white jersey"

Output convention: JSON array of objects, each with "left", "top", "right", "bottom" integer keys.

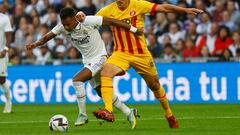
[
  {"left": 51, "top": 16, "right": 107, "bottom": 64},
  {"left": 0, "top": 13, "right": 13, "bottom": 52},
  {"left": 0, "top": 13, "right": 12, "bottom": 77}
]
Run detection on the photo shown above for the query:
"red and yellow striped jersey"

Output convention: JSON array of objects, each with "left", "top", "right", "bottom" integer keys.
[{"left": 96, "top": 0, "right": 157, "bottom": 56}]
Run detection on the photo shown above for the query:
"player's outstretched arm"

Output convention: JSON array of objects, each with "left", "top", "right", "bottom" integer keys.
[
  {"left": 26, "top": 32, "right": 56, "bottom": 50},
  {"left": 156, "top": 4, "right": 203, "bottom": 15},
  {"left": 76, "top": 14, "right": 143, "bottom": 36},
  {"left": 102, "top": 17, "right": 143, "bottom": 35}
]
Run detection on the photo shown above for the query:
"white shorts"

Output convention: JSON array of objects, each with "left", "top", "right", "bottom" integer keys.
[
  {"left": 84, "top": 55, "right": 107, "bottom": 88},
  {"left": 0, "top": 57, "right": 8, "bottom": 77}
]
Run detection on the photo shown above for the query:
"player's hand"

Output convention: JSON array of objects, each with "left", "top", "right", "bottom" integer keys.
[
  {"left": 26, "top": 43, "right": 37, "bottom": 50},
  {"left": 0, "top": 50, "right": 7, "bottom": 58},
  {"left": 185, "top": 8, "right": 204, "bottom": 15},
  {"left": 135, "top": 27, "right": 143, "bottom": 36},
  {"left": 75, "top": 11, "right": 86, "bottom": 22}
]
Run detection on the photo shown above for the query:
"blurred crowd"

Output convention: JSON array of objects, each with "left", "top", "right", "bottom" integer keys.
[{"left": 0, "top": 0, "right": 240, "bottom": 65}]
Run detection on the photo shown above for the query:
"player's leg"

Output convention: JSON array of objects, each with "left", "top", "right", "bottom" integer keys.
[
  {"left": 94, "top": 84, "right": 138, "bottom": 129},
  {"left": 93, "top": 53, "right": 131, "bottom": 122},
  {"left": 72, "top": 68, "right": 92, "bottom": 126},
  {"left": 93, "top": 72, "right": 131, "bottom": 117},
  {"left": 141, "top": 74, "right": 178, "bottom": 128},
  {"left": 0, "top": 58, "right": 12, "bottom": 114},
  {"left": 0, "top": 77, "right": 12, "bottom": 113},
  {"left": 132, "top": 55, "right": 178, "bottom": 128}
]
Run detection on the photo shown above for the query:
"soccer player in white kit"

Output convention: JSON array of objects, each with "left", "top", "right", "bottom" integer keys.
[
  {"left": 26, "top": 7, "right": 142, "bottom": 128},
  {"left": 0, "top": 12, "right": 12, "bottom": 113}
]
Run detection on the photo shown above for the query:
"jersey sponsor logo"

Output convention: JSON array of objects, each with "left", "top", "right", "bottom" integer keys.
[
  {"left": 71, "top": 36, "right": 90, "bottom": 45},
  {"left": 130, "top": 11, "right": 136, "bottom": 16}
]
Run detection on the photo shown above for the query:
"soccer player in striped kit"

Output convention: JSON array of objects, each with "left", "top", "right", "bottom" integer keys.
[{"left": 76, "top": 0, "right": 203, "bottom": 129}]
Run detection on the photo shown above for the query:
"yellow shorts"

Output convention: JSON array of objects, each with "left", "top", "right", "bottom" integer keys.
[{"left": 105, "top": 52, "right": 158, "bottom": 76}]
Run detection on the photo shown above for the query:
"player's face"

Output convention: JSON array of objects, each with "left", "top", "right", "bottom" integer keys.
[
  {"left": 115, "top": 0, "right": 130, "bottom": 10},
  {"left": 61, "top": 17, "right": 78, "bottom": 32}
]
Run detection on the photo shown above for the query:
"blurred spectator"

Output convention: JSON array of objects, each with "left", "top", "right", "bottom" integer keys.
[
  {"left": 25, "top": 0, "right": 44, "bottom": 15},
  {"left": 182, "top": 38, "right": 199, "bottom": 61},
  {"left": 21, "top": 49, "right": 36, "bottom": 65},
  {"left": 160, "top": 34, "right": 172, "bottom": 47},
  {"left": 153, "top": 12, "right": 168, "bottom": 36},
  {"left": 158, "top": 22, "right": 184, "bottom": 46},
  {"left": 147, "top": 34, "right": 162, "bottom": 58},
  {"left": 200, "top": 46, "right": 211, "bottom": 58},
  {"left": 184, "top": 21, "right": 199, "bottom": 43},
  {"left": 227, "top": 0, "right": 240, "bottom": 29},
  {"left": 145, "top": 25, "right": 154, "bottom": 36},
  {"left": 183, "top": 14, "right": 200, "bottom": 30},
  {"left": 220, "top": 11, "right": 235, "bottom": 31},
  {"left": 196, "top": 12, "right": 211, "bottom": 34},
  {"left": 13, "top": 4, "right": 26, "bottom": 30},
  {"left": 161, "top": 43, "right": 176, "bottom": 62},
  {"left": 66, "top": 47, "right": 81, "bottom": 60},
  {"left": 196, "top": 22, "right": 218, "bottom": 54},
  {"left": 166, "top": 22, "right": 184, "bottom": 45},
  {"left": 52, "top": 45, "right": 66, "bottom": 65},
  {"left": 166, "top": 12, "right": 182, "bottom": 28},
  {"left": 79, "top": 0, "right": 96, "bottom": 15},
  {"left": 229, "top": 31, "right": 240, "bottom": 56},
  {"left": 212, "top": 26, "right": 233, "bottom": 56},
  {"left": 219, "top": 48, "right": 233, "bottom": 61},
  {"left": 52, "top": 35, "right": 66, "bottom": 59},
  {"left": 13, "top": 16, "right": 28, "bottom": 51},
  {"left": 35, "top": 46, "right": 52, "bottom": 65},
  {"left": 9, "top": 54, "right": 21, "bottom": 65},
  {"left": 212, "top": 0, "right": 224, "bottom": 23},
  {"left": 175, "top": 39, "right": 185, "bottom": 61}
]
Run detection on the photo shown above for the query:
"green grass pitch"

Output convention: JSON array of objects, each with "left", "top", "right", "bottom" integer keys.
[{"left": 0, "top": 104, "right": 239, "bottom": 135}]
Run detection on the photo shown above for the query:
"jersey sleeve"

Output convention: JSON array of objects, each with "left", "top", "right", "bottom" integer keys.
[
  {"left": 83, "top": 16, "right": 103, "bottom": 27},
  {"left": 3, "top": 16, "right": 13, "bottom": 32},
  {"left": 138, "top": 0, "right": 157, "bottom": 15},
  {"left": 51, "top": 23, "right": 64, "bottom": 35}
]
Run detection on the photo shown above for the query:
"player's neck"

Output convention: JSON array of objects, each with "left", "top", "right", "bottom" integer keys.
[{"left": 118, "top": 1, "right": 130, "bottom": 11}]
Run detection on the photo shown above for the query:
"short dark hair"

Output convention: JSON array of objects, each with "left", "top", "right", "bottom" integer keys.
[{"left": 60, "top": 7, "right": 76, "bottom": 20}]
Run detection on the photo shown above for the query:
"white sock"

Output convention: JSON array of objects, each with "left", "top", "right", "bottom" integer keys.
[
  {"left": 1, "top": 82, "right": 11, "bottom": 102},
  {"left": 73, "top": 82, "right": 87, "bottom": 115},
  {"left": 112, "top": 95, "right": 131, "bottom": 116}
]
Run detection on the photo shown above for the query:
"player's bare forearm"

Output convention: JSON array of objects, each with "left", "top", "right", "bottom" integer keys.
[
  {"left": 102, "top": 17, "right": 143, "bottom": 35},
  {"left": 156, "top": 4, "right": 203, "bottom": 15},
  {"left": 102, "top": 17, "right": 131, "bottom": 30},
  {"left": 35, "top": 32, "right": 56, "bottom": 46},
  {"left": 26, "top": 32, "right": 56, "bottom": 50}
]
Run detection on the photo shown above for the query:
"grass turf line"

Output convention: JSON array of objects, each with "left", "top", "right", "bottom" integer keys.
[{"left": 0, "top": 104, "right": 239, "bottom": 135}]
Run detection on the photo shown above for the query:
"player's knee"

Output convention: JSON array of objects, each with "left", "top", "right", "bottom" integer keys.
[
  {"left": 100, "top": 65, "right": 112, "bottom": 77},
  {"left": 72, "top": 77, "right": 80, "bottom": 82}
]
